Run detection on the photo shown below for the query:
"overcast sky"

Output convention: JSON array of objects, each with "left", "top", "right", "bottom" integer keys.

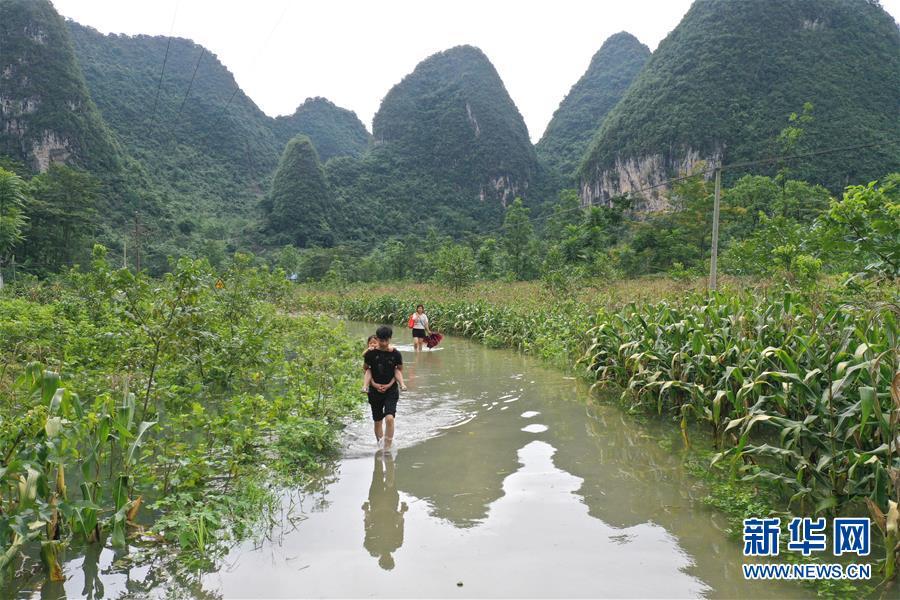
[{"left": 52, "top": 0, "right": 900, "bottom": 142}]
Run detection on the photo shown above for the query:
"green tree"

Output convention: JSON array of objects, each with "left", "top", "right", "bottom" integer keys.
[
  {"left": 382, "top": 239, "right": 408, "bottom": 280},
  {"left": 722, "top": 175, "right": 832, "bottom": 240},
  {"left": 540, "top": 245, "right": 574, "bottom": 297},
  {"left": 264, "top": 135, "right": 335, "bottom": 248},
  {"left": 20, "top": 165, "right": 99, "bottom": 274},
  {"left": 277, "top": 245, "right": 302, "bottom": 277},
  {"left": 476, "top": 237, "right": 499, "bottom": 279},
  {"left": 0, "top": 168, "right": 28, "bottom": 289},
  {"left": 818, "top": 175, "right": 899, "bottom": 277},
  {"left": 777, "top": 180, "right": 832, "bottom": 222},
  {"left": 721, "top": 215, "right": 812, "bottom": 278},
  {"left": 776, "top": 102, "right": 814, "bottom": 187},
  {"left": 500, "top": 198, "right": 537, "bottom": 280},
  {"left": 543, "top": 189, "right": 582, "bottom": 244},
  {"left": 721, "top": 175, "right": 780, "bottom": 232},
  {"left": 434, "top": 243, "right": 477, "bottom": 291}
]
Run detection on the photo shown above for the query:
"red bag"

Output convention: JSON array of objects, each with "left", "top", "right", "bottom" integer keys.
[
  {"left": 408, "top": 314, "right": 416, "bottom": 328},
  {"left": 426, "top": 332, "right": 443, "bottom": 348}
]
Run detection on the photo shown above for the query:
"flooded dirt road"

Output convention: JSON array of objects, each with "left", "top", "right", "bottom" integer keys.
[
  {"left": 199, "top": 321, "right": 805, "bottom": 599},
  {"left": 19, "top": 320, "right": 810, "bottom": 598}
]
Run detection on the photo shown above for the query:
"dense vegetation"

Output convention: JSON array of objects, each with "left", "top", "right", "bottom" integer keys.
[
  {"left": 319, "top": 44, "right": 551, "bottom": 242},
  {"left": 373, "top": 45, "right": 537, "bottom": 203},
  {"left": 579, "top": 0, "right": 900, "bottom": 201},
  {"left": 273, "top": 97, "right": 371, "bottom": 162},
  {"left": 262, "top": 135, "right": 336, "bottom": 247},
  {"left": 536, "top": 32, "right": 649, "bottom": 180},
  {"left": 69, "top": 26, "right": 372, "bottom": 220},
  {"left": 0, "top": 0, "right": 156, "bottom": 229},
  {"left": 1, "top": 1, "right": 377, "bottom": 274},
  {"left": 0, "top": 249, "right": 361, "bottom": 589},
  {"left": 0, "top": 0, "right": 120, "bottom": 176},
  {"left": 67, "top": 20, "right": 279, "bottom": 221},
  {"left": 279, "top": 165, "right": 898, "bottom": 293},
  {"left": 1, "top": 0, "right": 899, "bottom": 591},
  {"left": 298, "top": 269, "right": 899, "bottom": 582}
]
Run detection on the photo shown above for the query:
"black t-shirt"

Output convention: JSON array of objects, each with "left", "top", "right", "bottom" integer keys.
[{"left": 364, "top": 348, "right": 403, "bottom": 386}]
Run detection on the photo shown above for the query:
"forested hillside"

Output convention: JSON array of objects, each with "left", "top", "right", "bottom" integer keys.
[
  {"left": 68, "top": 21, "right": 280, "bottom": 218},
  {"left": 0, "top": 0, "right": 153, "bottom": 224},
  {"left": 2, "top": 0, "right": 898, "bottom": 274},
  {"left": 579, "top": 0, "right": 900, "bottom": 210},
  {"left": 262, "top": 135, "right": 337, "bottom": 247},
  {"left": 536, "top": 32, "right": 650, "bottom": 181},
  {"left": 372, "top": 45, "right": 538, "bottom": 206},
  {"left": 318, "top": 45, "right": 543, "bottom": 243},
  {"left": 273, "top": 97, "right": 370, "bottom": 162}
]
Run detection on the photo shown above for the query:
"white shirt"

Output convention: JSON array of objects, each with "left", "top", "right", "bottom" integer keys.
[{"left": 413, "top": 313, "right": 429, "bottom": 329}]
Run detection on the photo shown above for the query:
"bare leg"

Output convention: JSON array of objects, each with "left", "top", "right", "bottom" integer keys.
[
  {"left": 384, "top": 414, "right": 395, "bottom": 448},
  {"left": 374, "top": 419, "right": 383, "bottom": 444}
]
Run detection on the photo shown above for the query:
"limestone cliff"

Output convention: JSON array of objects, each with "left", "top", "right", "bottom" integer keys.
[{"left": 579, "top": 0, "right": 900, "bottom": 209}]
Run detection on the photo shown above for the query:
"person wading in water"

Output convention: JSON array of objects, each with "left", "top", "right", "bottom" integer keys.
[
  {"left": 364, "top": 325, "right": 406, "bottom": 448},
  {"left": 409, "top": 304, "right": 431, "bottom": 352},
  {"left": 362, "top": 450, "right": 407, "bottom": 570}
]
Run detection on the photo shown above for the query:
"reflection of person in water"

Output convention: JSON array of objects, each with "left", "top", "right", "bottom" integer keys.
[{"left": 362, "top": 450, "right": 408, "bottom": 570}]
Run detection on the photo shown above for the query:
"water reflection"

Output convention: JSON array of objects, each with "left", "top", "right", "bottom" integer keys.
[
  {"left": 363, "top": 451, "right": 408, "bottom": 570},
  {"left": 17, "top": 322, "right": 812, "bottom": 598}
]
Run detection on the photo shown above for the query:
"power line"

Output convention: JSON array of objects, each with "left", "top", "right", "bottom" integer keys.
[
  {"left": 477, "top": 137, "right": 900, "bottom": 238},
  {"left": 207, "top": 2, "right": 290, "bottom": 136},
  {"left": 145, "top": 1, "right": 180, "bottom": 134},
  {"left": 722, "top": 138, "right": 900, "bottom": 171},
  {"left": 172, "top": 46, "right": 205, "bottom": 126}
]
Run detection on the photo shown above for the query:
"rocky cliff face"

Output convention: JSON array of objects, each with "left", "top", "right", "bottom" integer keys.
[
  {"left": 0, "top": 0, "right": 125, "bottom": 174},
  {"left": 581, "top": 147, "right": 723, "bottom": 211},
  {"left": 536, "top": 32, "right": 650, "bottom": 181}
]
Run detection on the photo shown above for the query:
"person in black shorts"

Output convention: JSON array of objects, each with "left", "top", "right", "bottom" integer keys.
[
  {"left": 409, "top": 304, "right": 431, "bottom": 351},
  {"left": 364, "top": 325, "right": 406, "bottom": 448}
]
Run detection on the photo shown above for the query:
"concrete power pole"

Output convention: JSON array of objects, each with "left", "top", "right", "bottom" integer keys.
[
  {"left": 133, "top": 213, "right": 142, "bottom": 273},
  {"left": 708, "top": 166, "right": 722, "bottom": 292}
]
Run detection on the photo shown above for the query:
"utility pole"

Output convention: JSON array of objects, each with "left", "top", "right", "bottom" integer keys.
[
  {"left": 133, "top": 212, "right": 142, "bottom": 273},
  {"left": 123, "top": 238, "right": 128, "bottom": 270},
  {"left": 708, "top": 166, "right": 722, "bottom": 292}
]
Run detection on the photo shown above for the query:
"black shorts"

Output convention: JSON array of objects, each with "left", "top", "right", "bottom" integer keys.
[
  {"left": 412, "top": 328, "right": 427, "bottom": 339},
  {"left": 368, "top": 387, "right": 399, "bottom": 421}
]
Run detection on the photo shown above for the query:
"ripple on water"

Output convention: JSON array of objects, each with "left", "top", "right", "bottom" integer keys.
[
  {"left": 341, "top": 391, "right": 475, "bottom": 457},
  {"left": 520, "top": 411, "right": 540, "bottom": 418}
]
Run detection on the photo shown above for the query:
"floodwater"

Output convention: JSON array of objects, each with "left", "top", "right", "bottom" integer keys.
[
  {"left": 19, "top": 321, "right": 811, "bottom": 598},
  {"left": 201, "top": 321, "right": 806, "bottom": 599}
]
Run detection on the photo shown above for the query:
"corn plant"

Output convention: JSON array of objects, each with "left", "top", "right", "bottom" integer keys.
[{"left": 311, "top": 283, "right": 900, "bottom": 579}]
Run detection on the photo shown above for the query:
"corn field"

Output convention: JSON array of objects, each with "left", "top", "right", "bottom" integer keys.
[{"left": 301, "top": 284, "right": 900, "bottom": 578}]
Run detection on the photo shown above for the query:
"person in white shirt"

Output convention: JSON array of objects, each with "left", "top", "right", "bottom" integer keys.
[{"left": 409, "top": 304, "right": 431, "bottom": 351}]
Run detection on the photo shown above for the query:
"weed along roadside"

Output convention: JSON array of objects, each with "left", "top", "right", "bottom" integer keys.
[
  {"left": 297, "top": 279, "right": 900, "bottom": 592},
  {"left": 0, "top": 248, "right": 364, "bottom": 594}
]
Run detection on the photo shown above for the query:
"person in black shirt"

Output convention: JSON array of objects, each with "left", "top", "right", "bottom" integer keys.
[
  {"left": 364, "top": 325, "right": 406, "bottom": 448},
  {"left": 362, "top": 450, "right": 407, "bottom": 570}
]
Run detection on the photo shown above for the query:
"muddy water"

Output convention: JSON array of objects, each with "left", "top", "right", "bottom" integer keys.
[
  {"left": 22, "top": 321, "right": 810, "bottom": 598},
  {"left": 200, "top": 321, "right": 805, "bottom": 599}
]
